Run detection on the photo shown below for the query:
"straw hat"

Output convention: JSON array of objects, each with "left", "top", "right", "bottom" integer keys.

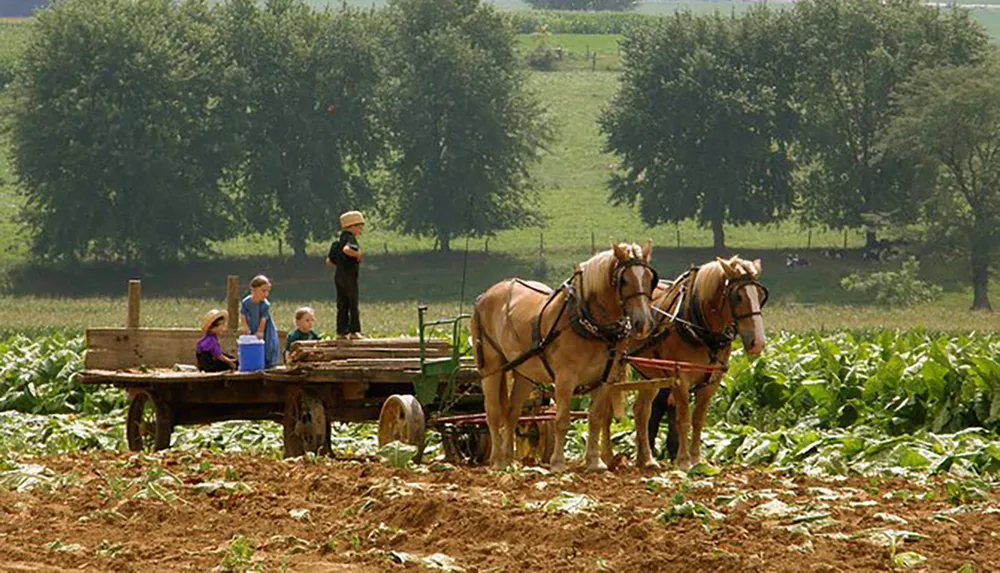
[
  {"left": 340, "top": 210, "right": 365, "bottom": 230},
  {"left": 200, "top": 309, "right": 228, "bottom": 333}
]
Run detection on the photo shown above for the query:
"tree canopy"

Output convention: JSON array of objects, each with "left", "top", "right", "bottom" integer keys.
[{"left": 882, "top": 55, "right": 1000, "bottom": 310}]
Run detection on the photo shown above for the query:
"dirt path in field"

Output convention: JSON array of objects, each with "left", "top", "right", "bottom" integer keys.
[{"left": 0, "top": 453, "right": 997, "bottom": 572}]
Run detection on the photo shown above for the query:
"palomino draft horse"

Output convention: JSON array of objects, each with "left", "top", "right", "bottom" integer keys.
[
  {"left": 628, "top": 256, "right": 768, "bottom": 471},
  {"left": 471, "top": 242, "right": 658, "bottom": 472}
]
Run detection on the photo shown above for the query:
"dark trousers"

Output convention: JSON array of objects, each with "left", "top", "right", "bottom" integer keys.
[
  {"left": 335, "top": 270, "right": 361, "bottom": 335},
  {"left": 648, "top": 387, "right": 680, "bottom": 461},
  {"left": 197, "top": 351, "right": 236, "bottom": 373}
]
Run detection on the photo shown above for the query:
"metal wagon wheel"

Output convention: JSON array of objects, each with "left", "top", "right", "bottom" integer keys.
[
  {"left": 514, "top": 420, "right": 554, "bottom": 466},
  {"left": 126, "top": 389, "right": 173, "bottom": 452},
  {"left": 283, "top": 387, "right": 330, "bottom": 458},
  {"left": 378, "top": 394, "right": 426, "bottom": 464},
  {"left": 441, "top": 427, "right": 491, "bottom": 465}
]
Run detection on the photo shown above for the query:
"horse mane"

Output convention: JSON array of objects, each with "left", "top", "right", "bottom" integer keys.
[
  {"left": 691, "top": 255, "right": 759, "bottom": 302},
  {"left": 578, "top": 243, "right": 645, "bottom": 300}
]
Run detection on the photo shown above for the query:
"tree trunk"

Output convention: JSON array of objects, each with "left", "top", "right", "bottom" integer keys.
[
  {"left": 865, "top": 229, "right": 878, "bottom": 250},
  {"left": 970, "top": 250, "right": 992, "bottom": 311},
  {"left": 711, "top": 216, "right": 726, "bottom": 253},
  {"left": 289, "top": 222, "right": 307, "bottom": 260},
  {"left": 439, "top": 232, "right": 451, "bottom": 253}
]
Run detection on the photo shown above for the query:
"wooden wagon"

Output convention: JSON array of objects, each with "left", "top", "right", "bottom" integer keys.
[{"left": 78, "top": 277, "right": 561, "bottom": 463}]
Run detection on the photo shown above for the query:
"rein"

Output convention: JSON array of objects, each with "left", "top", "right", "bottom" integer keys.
[{"left": 627, "top": 264, "right": 768, "bottom": 389}]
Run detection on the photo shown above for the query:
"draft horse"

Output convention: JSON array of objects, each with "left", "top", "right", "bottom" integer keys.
[
  {"left": 471, "top": 242, "right": 658, "bottom": 473},
  {"left": 627, "top": 256, "right": 768, "bottom": 471}
]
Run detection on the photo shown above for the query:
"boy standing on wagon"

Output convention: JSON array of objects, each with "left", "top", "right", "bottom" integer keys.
[
  {"left": 241, "top": 275, "right": 280, "bottom": 368},
  {"left": 326, "top": 211, "right": 365, "bottom": 340}
]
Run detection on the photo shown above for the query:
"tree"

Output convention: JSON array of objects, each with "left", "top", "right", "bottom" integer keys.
[
  {"left": 9, "top": 0, "right": 239, "bottom": 264},
  {"left": 600, "top": 9, "right": 798, "bottom": 251},
  {"left": 791, "top": 0, "right": 988, "bottom": 247},
  {"left": 523, "top": 0, "right": 640, "bottom": 12},
  {"left": 215, "top": 0, "right": 385, "bottom": 260},
  {"left": 881, "top": 56, "right": 1000, "bottom": 311},
  {"left": 383, "top": 0, "right": 550, "bottom": 252}
]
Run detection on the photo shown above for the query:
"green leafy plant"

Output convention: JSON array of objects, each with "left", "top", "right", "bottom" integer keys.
[{"left": 840, "top": 258, "right": 943, "bottom": 308}]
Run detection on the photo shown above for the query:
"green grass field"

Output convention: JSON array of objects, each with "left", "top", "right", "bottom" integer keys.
[{"left": 0, "top": 12, "right": 997, "bottom": 334}]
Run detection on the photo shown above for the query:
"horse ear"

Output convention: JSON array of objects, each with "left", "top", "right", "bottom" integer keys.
[
  {"left": 716, "top": 257, "right": 739, "bottom": 279},
  {"left": 611, "top": 242, "right": 627, "bottom": 260},
  {"left": 642, "top": 239, "right": 652, "bottom": 262},
  {"left": 753, "top": 258, "right": 762, "bottom": 273}
]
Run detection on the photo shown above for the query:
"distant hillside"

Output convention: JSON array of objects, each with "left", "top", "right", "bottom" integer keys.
[{"left": 0, "top": 0, "right": 48, "bottom": 18}]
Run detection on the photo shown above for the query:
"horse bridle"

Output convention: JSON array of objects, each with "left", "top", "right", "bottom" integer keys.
[
  {"left": 723, "top": 274, "right": 769, "bottom": 324},
  {"left": 570, "top": 257, "right": 658, "bottom": 341}
]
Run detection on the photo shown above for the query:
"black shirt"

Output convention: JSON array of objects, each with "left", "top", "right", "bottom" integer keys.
[{"left": 329, "top": 230, "right": 360, "bottom": 275}]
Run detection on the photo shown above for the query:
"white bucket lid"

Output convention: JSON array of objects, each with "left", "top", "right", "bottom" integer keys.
[{"left": 238, "top": 335, "right": 265, "bottom": 345}]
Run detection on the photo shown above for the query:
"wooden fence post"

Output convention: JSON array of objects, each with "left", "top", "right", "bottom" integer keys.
[
  {"left": 227, "top": 275, "right": 240, "bottom": 333},
  {"left": 127, "top": 280, "right": 141, "bottom": 329},
  {"left": 843, "top": 229, "right": 848, "bottom": 249},
  {"left": 807, "top": 228, "right": 813, "bottom": 249}
]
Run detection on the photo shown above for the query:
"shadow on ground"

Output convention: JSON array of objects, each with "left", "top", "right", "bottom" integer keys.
[{"left": 0, "top": 247, "right": 975, "bottom": 305}]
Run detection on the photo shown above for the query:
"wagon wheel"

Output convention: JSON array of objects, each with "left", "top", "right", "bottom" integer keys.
[
  {"left": 126, "top": 389, "right": 173, "bottom": 452},
  {"left": 514, "top": 420, "right": 554, "bottom": 466},
  {"left": 283, "top": 387, "right": 330, "bottom": 458},
  {"left": 377, "top": 395, "right": 426, "bottom": 464},
  {"left": 441, "top": 427, "right": 491, "bottom": 465}
]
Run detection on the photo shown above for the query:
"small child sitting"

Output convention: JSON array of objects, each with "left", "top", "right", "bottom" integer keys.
[
  {"left": 196, "top": 309, "right": 237, "bottom": 372},
  {"left": 285, "top": 306, "right": 321, "bottom": 362}
]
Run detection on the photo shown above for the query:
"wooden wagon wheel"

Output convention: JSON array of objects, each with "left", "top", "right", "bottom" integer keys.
[
  {"left": 126, "top": 389, "right": 173, "bottom": 452},
  {"left": 377, "top": 395, "right": 426, "bottom": 463},
  {"left": 283, "top": 387, "right": 330, "bottom": 458},
  {"left": 441, "top": 427, "right": 491, "bottom": 465},
  {"left": 514, "top": 420, "right": 554, "bottom": 466}
]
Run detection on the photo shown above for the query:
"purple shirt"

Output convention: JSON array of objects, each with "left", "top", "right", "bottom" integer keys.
[{"left": 196, "top": 333, "right": 223, "bottom": 358}]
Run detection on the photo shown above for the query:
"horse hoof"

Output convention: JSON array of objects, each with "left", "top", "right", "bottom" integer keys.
[
  {"left": 676, "top": 460, "right": 691, "bottom": 472},
  {"left": 550, "top": 461, "right": 567, "bottom": 474},
  {"left": 585, "top": 459, "right": 608, "bottom": 473},
  {"left": 643, "top": 460, "right": 660, "bottom": 470}
]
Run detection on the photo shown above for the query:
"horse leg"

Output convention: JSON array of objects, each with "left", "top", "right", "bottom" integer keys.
[
  {"left": 549, "top": 380, "right": 574, "bottom": 474},
  {"left": 634, "top": 387, "right": 659, "bottom": 469},
  {"left": 505, "top": 373, "right": 535, "bottom": 466},
  {"left": 672, "top": 378, "right": 693, "bottom": 471},
  {"left": 481, "top": 370, "right": 507, "bottom": 469},
  {"left": 585, "top": 386, "right": 609, "bottom": 472},
  {"left": 689, "top": 377, "right": 719, "bottom": 465}
]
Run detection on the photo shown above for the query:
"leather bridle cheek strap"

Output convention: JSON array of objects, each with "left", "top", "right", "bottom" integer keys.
[
  {"left": 726, "top": 276, "right": 769, "bottom": 323},
  {"left": 615, "top": 260, "right": 658, "bottom": 305}
]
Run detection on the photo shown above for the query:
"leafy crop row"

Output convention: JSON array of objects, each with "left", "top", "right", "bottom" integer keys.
[{"left": 506, "top": 10, "right": 653, "bottom": 34}]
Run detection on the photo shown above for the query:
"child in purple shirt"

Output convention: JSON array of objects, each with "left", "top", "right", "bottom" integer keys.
[{"left": 196, "top": 309, "right": 237, "bottom": 372}]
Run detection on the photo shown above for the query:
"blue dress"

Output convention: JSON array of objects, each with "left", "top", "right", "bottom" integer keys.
[{"left": 241, "top": 295, "right": 280, "bottom": 367}]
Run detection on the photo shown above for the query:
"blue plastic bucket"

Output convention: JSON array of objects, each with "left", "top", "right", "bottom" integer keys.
[{"left": 238, "top": 335, "right": 266, "bottom": 372}]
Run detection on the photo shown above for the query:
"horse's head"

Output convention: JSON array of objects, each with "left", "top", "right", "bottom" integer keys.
[
  {"left": 609, "top": 240, "right": 657, "bottom": 340},
  {"left": 709, "top": 256, "right": 767, "bottom": 356}
]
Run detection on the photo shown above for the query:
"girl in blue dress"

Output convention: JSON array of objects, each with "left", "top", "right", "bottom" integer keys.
[{"left": 240, "top": 275, "right": 280, "bottom": 368}]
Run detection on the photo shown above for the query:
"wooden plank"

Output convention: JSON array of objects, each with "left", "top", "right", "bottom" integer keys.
[
  {"left": 292, "top": 338, "right": 451, "bottom": 350},
  {"left": 227, "top": 275, "right": 240, "bottom": 333},
  {"left": 288, "top": 347, "right": 452, "bottom": 361},
  {"left": 84, "top": 328, "right": 288, "bottom": 370},
  {"left": 79, "top": 369, "right": 266, "bottom": 385},
  {"left": 127, "top": 280, "right": 141, "bottom": 328}
]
